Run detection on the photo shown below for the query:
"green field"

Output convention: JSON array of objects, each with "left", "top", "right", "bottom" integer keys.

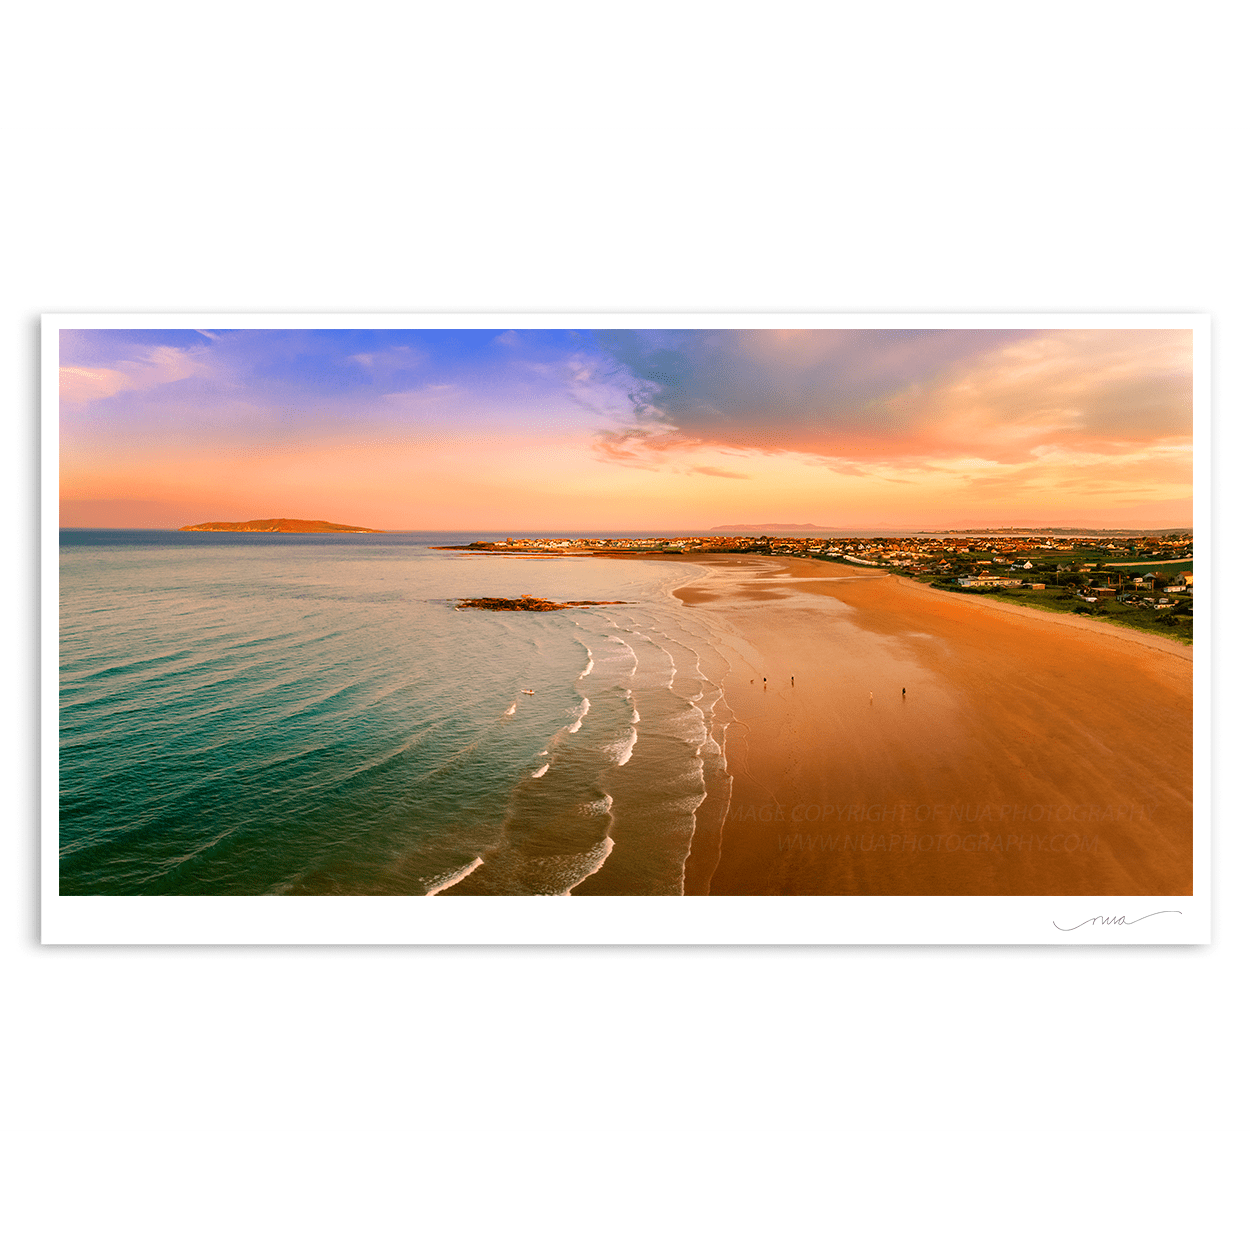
[
  {"left": 925, "top": 583, "right": 1193, "bottom": 644},
  {"left": 1105, "top": 558, "right": 1193, "bottom": 573}
]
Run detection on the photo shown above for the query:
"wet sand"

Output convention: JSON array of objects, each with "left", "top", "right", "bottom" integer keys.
[{"left": 673, "top": 556, "right": 1193, "bottom": 896}]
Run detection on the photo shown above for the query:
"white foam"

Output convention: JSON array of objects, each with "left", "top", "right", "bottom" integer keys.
[
  {"left": 577, "top": 645, "right": 594, "bottom": 680},
  {"left": 504, "top": 702, "right": 517, "bottom": 717},
  {"left": 425, "top": 856, "right": 485, "bottom": 896},
  {"left": 654, "top": 642, "right": 678, "bottom": 689},
  {"left": 603, "top": 727, "right": 637, "bottom": 766},
  {"left": 531, "top": 763, "right": 549, "bottom": 778},
  {"left": 559, "top": 835, "right": 615, "bottom": 895},
  {"left": 566, "top": 696, "right": 590, "bottom": 733},
  {"left": 578, "top": 794, "right": 614, "bottom": 817},
  {"left": 608, "top": 635, "right": 639, "bottom": 678},
  {"left": 630, "top": 708, "right": 640, "bottom": 724}
]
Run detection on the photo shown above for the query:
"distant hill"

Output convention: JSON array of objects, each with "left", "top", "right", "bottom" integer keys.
[
  {"left": 178, "top": 518, "right": 384, "bottom": 533},
  {"left": 711, "top": 522, "right": 833, "bottom": 532}
]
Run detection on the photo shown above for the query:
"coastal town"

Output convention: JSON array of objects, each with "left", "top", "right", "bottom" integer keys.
[{"left": 456, "top": 530, "right": 1195, "bottom": 641}]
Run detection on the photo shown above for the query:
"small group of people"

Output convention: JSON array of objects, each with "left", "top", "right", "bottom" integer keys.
[{"left": 751, "top": 676, "right": 907, "bottom": 696}]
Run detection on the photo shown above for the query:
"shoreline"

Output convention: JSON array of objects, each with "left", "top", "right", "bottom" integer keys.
[
  {"left": 662, "top": 556, "right": 1192, "bottom": 896},
  {"left": 449, "top": 546, "right": 1193, "bottom": 654},
  {"left": 896, "top": 579, "right": 1191, "bottom": 658}
]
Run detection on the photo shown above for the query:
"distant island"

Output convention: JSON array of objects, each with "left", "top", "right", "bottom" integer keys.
[{"left": 178, "top": 518, "right": 384, "bottom": 533}]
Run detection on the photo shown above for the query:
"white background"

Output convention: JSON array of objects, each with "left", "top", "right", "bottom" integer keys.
[{"left": 4, "top": 2, "right": 1245, "bottom": 1247}]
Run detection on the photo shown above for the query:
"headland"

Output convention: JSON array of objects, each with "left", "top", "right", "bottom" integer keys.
[{"left": 439, "top": 529, "right": 1194, "bottom": 646}]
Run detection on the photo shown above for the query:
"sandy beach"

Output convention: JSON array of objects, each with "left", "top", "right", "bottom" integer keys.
[{"left": 671, "top": 556, "right": 1193, "bottom": 896}]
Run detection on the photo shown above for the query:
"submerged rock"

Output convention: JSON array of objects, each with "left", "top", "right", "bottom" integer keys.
[{"left": 457, "top": 595, "right": 628, "bottom": 612}]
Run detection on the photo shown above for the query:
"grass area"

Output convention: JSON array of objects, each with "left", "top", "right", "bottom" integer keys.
[
  {"left": 924, "top": 583, "right": 1193, "bottom": 644},
  {"left": 1105, "top": 558, "right": 1193, "bottom": 573}
]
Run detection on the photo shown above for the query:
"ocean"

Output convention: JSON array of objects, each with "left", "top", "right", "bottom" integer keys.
[{"left": 59, "top": 531, "right": 734, "bottom": 896}]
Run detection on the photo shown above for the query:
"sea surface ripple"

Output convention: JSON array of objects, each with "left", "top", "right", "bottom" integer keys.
[{"left": 59, "top": 530, "right": 734, "bottom": 896}]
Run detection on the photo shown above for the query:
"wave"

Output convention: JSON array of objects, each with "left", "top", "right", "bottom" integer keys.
[
  {"left": 607, "top": 635, "right": 639, "bottom": 679},
  {"left": 566, "top": 696, "right": 590, "bottom": 733},
  {"left": 654, "top": 642, "right": 678, "bottom": 689},
  {"left": 425, "top": 856, "right": 485, "bottom": 895},
  {"left": 531, "top": 763, "right": 550, "bottom": 778},
  {"left": 603, "top": 727, "right": 637, "bottom": 766},
  {"left": 503, "top": 701, "right": 517, "bottom": 716},
  {"left": 560, "top": 835, "right": 615, "bottom": 895},
  {"left": 577, "top": 644, "right": 594, "bottom": 680},
  {"left": 670, "top": 703, "right": 711, "bottom": 749}
]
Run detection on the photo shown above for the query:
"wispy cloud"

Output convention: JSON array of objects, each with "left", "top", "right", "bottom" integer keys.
[{"left": 60, "top": 344, "right": 209, "bottom": 403}]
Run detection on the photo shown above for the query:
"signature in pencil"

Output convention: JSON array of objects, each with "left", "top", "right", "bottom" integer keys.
[{"left": 1053, "top": 910, "right": 1182, "bottom": 932}]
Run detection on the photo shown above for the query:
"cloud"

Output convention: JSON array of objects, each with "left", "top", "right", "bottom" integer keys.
[
  {"left": 60, "top": 366, "right": 134, "bottom": 403},
  {"left": 60, "top": 344, "right": 208, "bottom": 403},
  {"left": 590, "top": 423, "right": 694, "bottom": 464},
  {"left": 590, "top": 328, "right": 1192, "bottom": 469},
  {"left": 344, "top": 344, "right": 419, "bottom": 377},
  {"left": 494, "top": 330, "right": 521, "bottom": 347},
  {"left": 691, "top": 465, "right": 751, "bottom": 479}
]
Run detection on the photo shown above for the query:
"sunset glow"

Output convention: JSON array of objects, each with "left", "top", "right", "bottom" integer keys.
[{"left": 59, "top": 326, "right": 1193, "bottom": 530}]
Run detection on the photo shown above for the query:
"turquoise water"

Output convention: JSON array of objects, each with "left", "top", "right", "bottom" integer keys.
[{"left": 59, "top": 532, "right": 733, "bottom": 895}]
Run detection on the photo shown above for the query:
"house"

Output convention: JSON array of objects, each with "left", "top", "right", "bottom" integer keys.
[{"left": 956, "top": 575, "right": 1021, "bottom": 589}]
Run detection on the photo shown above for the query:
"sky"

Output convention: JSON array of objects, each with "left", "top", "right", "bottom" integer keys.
[{"left": 59, "top": 327, "right": 1194, "bottom": 531}]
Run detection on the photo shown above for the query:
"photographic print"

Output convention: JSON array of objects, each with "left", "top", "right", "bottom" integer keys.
[{"left": 43, "top": 314, "right": 1208, "bottom": 943}]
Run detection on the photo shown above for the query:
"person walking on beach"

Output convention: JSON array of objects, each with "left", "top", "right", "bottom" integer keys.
[
  {"left": 791, "top": 675, "right": 794, "bottom": 686},
  {"left": 902, "top": 687, "right": 906, "bottom": 697}
]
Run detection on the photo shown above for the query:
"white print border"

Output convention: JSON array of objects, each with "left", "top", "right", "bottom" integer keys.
[{"left": 40, "top": 895, "right": 1204, "bottom": 946}]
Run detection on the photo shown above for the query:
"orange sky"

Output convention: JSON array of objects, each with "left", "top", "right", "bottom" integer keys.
[{"left": 59, "top": 327, "right": 1194, "bottom": 531}]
